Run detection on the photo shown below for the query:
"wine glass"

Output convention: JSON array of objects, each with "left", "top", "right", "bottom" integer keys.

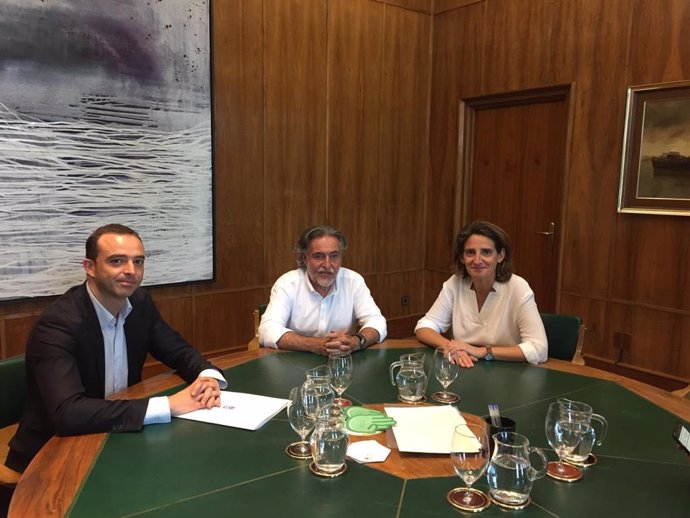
[
  {"left": 285, "top": 386, "right": 317, "bottom": 459},
  {"left": 328, "top": 352, "right": 354, "bottom": 407},
  {"left": 447, "top": 422, "right": 491, "bottom": 512},
  {"left": 432, "top": 348, "right": 460, "bottom": 403},
  {"left": 544, "top": 401, "right": 583, "bottom": 481}
]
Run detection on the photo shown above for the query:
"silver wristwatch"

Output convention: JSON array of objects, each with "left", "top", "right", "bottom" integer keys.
[{"left": 355, "top": 333, "right": 367, "bottom": 351}]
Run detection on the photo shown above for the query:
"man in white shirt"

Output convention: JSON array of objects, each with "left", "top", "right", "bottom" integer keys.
[{"left": 259, "top": 225, "right": 387, "bottom": 356}]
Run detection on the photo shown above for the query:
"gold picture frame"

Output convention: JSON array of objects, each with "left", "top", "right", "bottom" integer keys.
[{"left": 618, "top": 81, "right": 690, "bottom": 216}]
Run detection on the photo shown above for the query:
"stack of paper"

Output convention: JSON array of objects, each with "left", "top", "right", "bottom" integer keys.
[
  {"left": 177, "top": 391, "right": 289, "bottom": 431},
  {"left": 384, "top": 405, "right": 467, "bottom": 454}
]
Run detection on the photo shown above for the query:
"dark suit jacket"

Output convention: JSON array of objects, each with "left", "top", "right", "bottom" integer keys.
[{"left": 7, "top": 283, "right": 218, "bottom": 472}]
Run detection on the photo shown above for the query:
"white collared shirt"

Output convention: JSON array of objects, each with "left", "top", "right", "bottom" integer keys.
[
  {"left": 258, "top": 267, "right": 387, "bottom": 348},
  {"left": 86, "top": 284, "right": 132, "bottom": 397}
]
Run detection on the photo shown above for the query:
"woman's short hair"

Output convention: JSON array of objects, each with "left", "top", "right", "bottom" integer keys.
[
  {"left": 452, "top": 220, "right": 513, "bottom": 282},
  {"left": 293, "top": 225, "right": 348, "bottom": 269}
]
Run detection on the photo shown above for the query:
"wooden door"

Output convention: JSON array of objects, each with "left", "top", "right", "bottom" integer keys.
[{"left": 460, "top": 87, "right": 571, "bottom": 312}]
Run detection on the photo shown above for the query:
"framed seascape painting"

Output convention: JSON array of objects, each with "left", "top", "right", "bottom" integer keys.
[
  {"left": 618, "top": 81, "right": 690, "bottom": 216},
  {"left": 0, "top": 0, "right": 214, "bottom": 301}
]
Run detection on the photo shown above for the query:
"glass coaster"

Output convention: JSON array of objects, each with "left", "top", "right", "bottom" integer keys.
[
  {"left": 490, "top": 494, "right": 531, "bottom": 510},
  {"left": 431, "top": 391, "right": 461, "bottom": 404},
  {"left": 397, "top": 395, "right": 427, "bottom": 404},
  {"left": 447, "top": 487, "right": 490, "bottom": 512},
  {"left": 285, "top": 441, "right": 312, "bottom": 460},
  {"left": 565, "top": 453, "right": 597, "bottom": 467},
  {"left": 547, "top": 461, "right": 583, "bottom": 482},
  {"left": 309, "top": 462, "right": 348, "bottom": 478}
]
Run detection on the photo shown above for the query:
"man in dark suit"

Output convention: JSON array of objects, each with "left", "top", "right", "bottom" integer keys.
[{"left": 5, "top": 224, "right": 226, "bottom": 473}]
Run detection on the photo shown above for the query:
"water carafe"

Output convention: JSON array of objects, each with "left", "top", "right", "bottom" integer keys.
[
  {"left": 303, "top": 365, "right": 335, "bottom": 410},
  {"left": 310, "top": 405, "right": 349, "bottom": 474},
  {"left": 389, "top": 353, "right": 427, "bottom": 403},
  {"left": 486, "top": 431, "right": 547, "bottom": 508},
  {"left": 558, "top": 398, "right": 608, "bottom": 464}
]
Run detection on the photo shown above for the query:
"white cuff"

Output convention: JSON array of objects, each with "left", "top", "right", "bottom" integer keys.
[
  {"left": 143, "top": 396, "right": 172, "bottom": 425},
  {"left": 199, "top": 368, "right": 228, "bottom": 389}
]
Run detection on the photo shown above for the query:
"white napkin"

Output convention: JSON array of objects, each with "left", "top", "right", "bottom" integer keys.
[{"left": 346, "top": 440, "right": 391, "bottom": 464}]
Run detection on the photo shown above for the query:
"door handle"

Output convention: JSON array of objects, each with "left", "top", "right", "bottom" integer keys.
[{"left": 536, "top": 222, "right": 555, "bottom": 255}]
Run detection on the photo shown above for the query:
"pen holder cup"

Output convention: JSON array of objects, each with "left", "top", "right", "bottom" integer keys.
[{"left": 483, "top": 415, "right": 516, "bottom": 456}]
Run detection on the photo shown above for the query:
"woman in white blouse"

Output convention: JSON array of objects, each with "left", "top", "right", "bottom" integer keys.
[{"left": 415, "top": 220, "right": 547, "bottom": 368}]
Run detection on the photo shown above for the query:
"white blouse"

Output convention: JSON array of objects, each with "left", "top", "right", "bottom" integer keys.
[{"left": 415, "top": 274, "right": 547, "bottom": 364}]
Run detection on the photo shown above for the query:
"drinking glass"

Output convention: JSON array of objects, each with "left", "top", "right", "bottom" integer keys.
[
  {"left": 447, "top": 422, "right": 490, "bottom": 512},
  {"left": 432, "top": 348, "right": 460, "bottom": 403},
  {"left": 328, "top": 352, "right": 354, "bottom": 407},
  {"left": 544, "top": 401, "right": 583, "bottom": 481},
  {"left": 286, "top": 386, "right": 317, "bottom": 459}
]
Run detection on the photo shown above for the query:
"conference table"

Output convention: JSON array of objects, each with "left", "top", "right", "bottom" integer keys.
[{"left": 9, "top": 340, "right": 690, "bottom": 517}]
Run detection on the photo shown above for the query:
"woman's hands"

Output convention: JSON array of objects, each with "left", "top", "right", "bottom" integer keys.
[{"left": 444, "top": 339, "right": 483, "bottom": 367}]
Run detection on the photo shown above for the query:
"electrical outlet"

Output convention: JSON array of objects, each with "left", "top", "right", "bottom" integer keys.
[{"left": 401, "top": 295, "right": 410, "bottom": 306}]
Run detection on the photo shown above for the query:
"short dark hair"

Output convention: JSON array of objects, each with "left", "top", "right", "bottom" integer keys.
[
  {"left": 293, "top": 225, "right": 348, "bottom": 269},
  {"left": 85, "top": 224, "right": 142, "bottom": 261},
  {"left": 453, "top": 220, "right": 513, "bottom": 282}
]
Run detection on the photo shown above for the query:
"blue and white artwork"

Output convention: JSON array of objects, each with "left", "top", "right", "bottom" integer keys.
[{"left": 0, "top": 0, "right": 214, "bottom": 301}]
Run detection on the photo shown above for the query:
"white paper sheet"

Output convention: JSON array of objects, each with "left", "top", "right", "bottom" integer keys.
[
  {"left": 176, "top": 391, "right": 289, "bottom": 431},
  {"left": 384, "top": 405, "right": 467, "bottom": 454}
]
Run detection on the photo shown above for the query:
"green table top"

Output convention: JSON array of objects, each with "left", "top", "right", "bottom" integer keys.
[{"left": 59, "top": 348, "right": 690, "bottom": 517}]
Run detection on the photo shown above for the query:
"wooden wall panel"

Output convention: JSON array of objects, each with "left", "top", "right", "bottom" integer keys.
[
  {"left": 426, "top": 4, "right": 484, "bottom": 271},
  {"left": 4, "top": 316, "right": 38, "bottom": 358},
  {"left": 628, "top": 0, "right": 690, "bottom": 85},
  {"left": 155, "top": 296, "right": 195, "bottom": 349},
  {"left": 264, "top": 0, "right": 329, "bottom": 281},
  {"left": 481, "top": 0, "right": 562, "bottom": 92},
  {"left": 194, "top": 288, "right": 268, "bottom": 353},
  {"left": 377, "top": 5, "right": 430, "bottom": 272},
  {"left": 210, "top": 0, "right": 265, "bottom": 290},
  {"left": 374, "top": 0, "right": 431, "bottom": 13},
  {"left": 559, "top": 0, "right": 631, "bottom": 297},
  {"left": 605, "top": 303, "right": 689, "bottom": 380},
  {"left": 327, "top": 0, "right": 384, "bottom": 274},
  {"left": 423, "top": 269, "right": 451, "bottom": 314},
  {"left": 370, "top": 270, "right": 425, "bottom": 319},
  {"left": 611, "top": 218, "right": 690, "bottom": 310},
  {"left": 433, "top": 0, "right": 483, "bottom": 14}
]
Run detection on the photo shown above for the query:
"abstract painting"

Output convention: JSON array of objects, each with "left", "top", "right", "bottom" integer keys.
[{"left": 0, "top": 0, "right": 213, "bottom": 301}]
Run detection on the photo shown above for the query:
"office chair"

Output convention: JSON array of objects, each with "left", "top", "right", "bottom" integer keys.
[
  {"left": 540, "top": 313, "right": 585, "bottom": 363},
  {"left": 247, "top": 303, "right": 268, "bottom": 351},
  {"left": 0, "top": 355, "right": 26, "bottom": 487}
]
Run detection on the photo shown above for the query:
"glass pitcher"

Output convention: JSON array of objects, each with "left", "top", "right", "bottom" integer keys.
[
  {"left": 389, "top": 353, "right": 427, "bottom": 403},
  {"left": 557, "top": 398, "right": 608, "bottom": 463},
  {"left": 303, "top": 365, "right": 335, "bottom": 411},
  {"left": 486, "top": 431, "right": 547, "bottom": 507},
  {"left": 310, "top": 405, "right": 349, "bottom": 473}
]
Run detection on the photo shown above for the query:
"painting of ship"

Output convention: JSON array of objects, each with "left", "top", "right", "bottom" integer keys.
[{"left": 650, "top": 151, "right": 690, "bottom": 176}]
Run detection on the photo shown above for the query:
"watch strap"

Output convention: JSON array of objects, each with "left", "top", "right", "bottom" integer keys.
[{"left": 355, "top": 333, "right": 367, "bottom": 351}]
